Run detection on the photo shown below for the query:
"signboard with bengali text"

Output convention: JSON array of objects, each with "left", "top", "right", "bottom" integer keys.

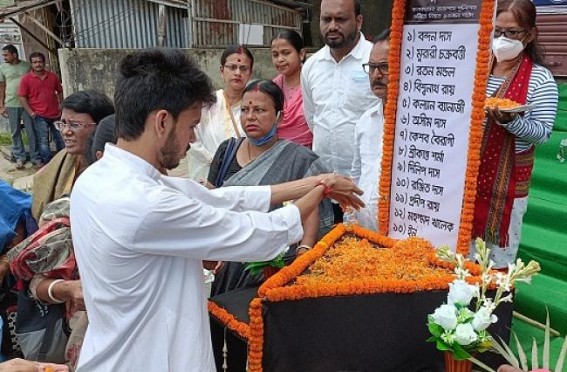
[{"left": 387, "top": 0, "right": 484, "bottom": 250}]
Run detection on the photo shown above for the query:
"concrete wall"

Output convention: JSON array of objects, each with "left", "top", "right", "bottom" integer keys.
[{"left": 58, "top": 48, "right": 280, "bottom": 99}]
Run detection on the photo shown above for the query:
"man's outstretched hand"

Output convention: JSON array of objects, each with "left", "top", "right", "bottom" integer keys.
[{"left": 319, "top": 174, "right": 365, "bottom": 210}]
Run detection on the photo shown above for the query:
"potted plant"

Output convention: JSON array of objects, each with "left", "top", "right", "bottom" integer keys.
[{"left": 427, "top": 238, "right": 541, "bottom": 372}]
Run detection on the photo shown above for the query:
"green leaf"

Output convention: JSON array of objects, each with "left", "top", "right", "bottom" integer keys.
[
  {"left": 436, "top": 339, "right": 452, "bottom": 351},
  {"left": 244, "top": 261, "right": 269, "bottom": 276},
  {"left": 543, "top": 310, "right": 550, "bottom": 370},
  {"left": 531, "top": 338, "right": 539, "bottom": 370},
  {"left": 270, "top": 258, "right": 286, "bottom": 268},
  {"left": 428, "top": 322, "right": 444, "bottom": 337},
  {"left": 245, "top": 261, "right": 269, "bottom": 270},
  {"left": 490, "top": 336, "right": 519, "bottom": 367},
  {"left": 451, "top": 343, "right": 472, "bottom": 360},
  {"left": 469, "top": 355, "right": 497, "bottom": 372},
  {"left": 497, "top": 335, "right": 519, "bottom": 367},
  {"left": 512, "top": 332, "right": 528, "bottom": 370},
  {"left": 554, "top": 334, "right": 567, "bottom": 372}
]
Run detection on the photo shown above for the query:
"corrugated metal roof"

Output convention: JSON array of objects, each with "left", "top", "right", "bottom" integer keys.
[
  {"left": 0, "top": 0, "right": 60, "bottom": 20},
  {"left": 71, "top": 0, "right": 187, "bottom": 48},
  {"left": 145, "top": 0, "right": 188, "bottom": 9},
  {"left": 190, "top": 0, "right": 301, "bottom": 47},
  {"left": 67, "top": 0, "right": 300, "bottom": 48}
]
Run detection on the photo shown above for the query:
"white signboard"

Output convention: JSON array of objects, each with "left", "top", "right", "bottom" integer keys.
[{"left": 388, "top": 1, "right": 482, "bottom": 249}]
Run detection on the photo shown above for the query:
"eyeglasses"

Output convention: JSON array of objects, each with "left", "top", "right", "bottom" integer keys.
[
  {"left": 54, "top": 119, "right": 96, "bottom": 131},
  {"left": 362, "top": 62, "right": 389, "bottom": 75},
  {"left": 223, "top": 63, "right": 251, "bottom": 73},
  {"left": 494, "top": 28, "right": 527, "bottom": 39}
]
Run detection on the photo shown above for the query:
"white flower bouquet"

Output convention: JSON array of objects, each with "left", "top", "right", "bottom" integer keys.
[{"left": 427, "top": 238, "right": 541, "bottom": 361}]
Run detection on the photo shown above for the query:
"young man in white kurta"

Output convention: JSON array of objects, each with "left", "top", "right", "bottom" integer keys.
[
  {"left": 71, "top": 144, "right": 303, "bottom": 371},
  {"left": 70, "top": 48, "right": 363, "bottom": 372}
]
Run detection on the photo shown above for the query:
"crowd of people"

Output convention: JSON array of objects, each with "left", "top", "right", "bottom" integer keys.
[{"left": 0, "top": 0, "right": 559, "bottom": 370}]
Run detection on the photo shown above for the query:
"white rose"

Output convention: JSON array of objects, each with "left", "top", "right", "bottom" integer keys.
[
  {"left": 472, "top": 307, "right": 498, "bottom": 331},
  {"left": 431, "top": 304, "right": 458, "bottom": 331},
  {"left": 448, "top": 280, "right": 478, "bottom": 306},
  {"left": 454, "top": 323, "right": 478, "bottom": 346}
]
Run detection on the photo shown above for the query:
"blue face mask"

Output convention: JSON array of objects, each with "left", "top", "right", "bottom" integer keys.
[{"left": 249, "top": 122, "right": 277, "bottom": 146}]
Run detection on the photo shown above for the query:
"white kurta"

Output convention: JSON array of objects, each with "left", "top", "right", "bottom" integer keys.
[
  {"left": 70, "top": 145, "right": 303, "bottom": 372},
  {"left": 301, "top": 33, "right": 380, "bottom": 177},
  {"left": 187, "top": 89, "right": 244, "bottom": 181},
  {"left": 350, "top": 103, "right": 384, "bottom": 231}
]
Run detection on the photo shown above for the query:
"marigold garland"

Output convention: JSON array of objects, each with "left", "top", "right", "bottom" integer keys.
[
  {"left": 378, "top": 0, "right": 496, "bottom": 257},
  {"left": 456, "top": 0, "right": 495, "bottom": 255},
  {"left": 379, "top": 0, "right": 406, "bottom": 235},
  {"left": 259, "top": 228, "right": 480, "bottom": 302},
  {"left": 207, "top": 300, "right": 249, "bottom": 340},
  {"left": 259, "top": 225, "right": 489, "bottom": 303},
  {"left": 247, "top": 298, "right": 264, "bottom": 372}
]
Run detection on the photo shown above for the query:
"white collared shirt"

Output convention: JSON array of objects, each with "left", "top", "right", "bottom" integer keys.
[
  {"left": 71, "top": 144, "right": 303, "bottom": 372},
  {"left": 301, "top": 33, "right": 380, "bottom": 177},
  {"left": 350, "top": 103, "right": 384, "bottom": 231}
]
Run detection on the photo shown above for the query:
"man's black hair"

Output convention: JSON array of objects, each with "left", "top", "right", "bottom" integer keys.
[
  {"left": 372, "top": 29, "right": 390, "bottom": 44},
  {"left": 86, "top": 114, "right": 116, "bottom": 166},
  {"left": 28, "top": 52, "right": 45, "bottom": 62},
  {"left": 354, "top": 0, "right": 362, "bottom": 16},
  {"left": 114, "top": 48, "right": 216, "bottom": 141},
  {"left": 2, "top": 44, "right": 18, "bottom": 55}
]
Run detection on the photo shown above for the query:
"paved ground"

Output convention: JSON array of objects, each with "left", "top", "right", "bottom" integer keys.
[
  {"left": 0, "top": 145, "right": 35, "bottom": 191},
  {"left": 0, "top": 144, "right": 189, "bottom": 192}
]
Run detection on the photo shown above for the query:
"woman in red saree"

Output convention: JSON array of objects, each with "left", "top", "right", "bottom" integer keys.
[{"left": 471, "top": 0, "right": 558, "bottom": 268}]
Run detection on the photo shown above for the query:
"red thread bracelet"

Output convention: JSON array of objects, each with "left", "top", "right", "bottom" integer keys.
[{"left": 315, "top": 181, "right": 332, "bottom": 198}]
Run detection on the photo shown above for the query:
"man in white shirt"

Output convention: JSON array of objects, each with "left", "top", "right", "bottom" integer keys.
[
  {"left": 351, "top": 30, "right": 390, "bottom": 231},
  {"left": 70, "top": 48, "right": 363, "bottom": 372},
  {"left": 302, "top": 0, "right": 380, "bottom": 222}
]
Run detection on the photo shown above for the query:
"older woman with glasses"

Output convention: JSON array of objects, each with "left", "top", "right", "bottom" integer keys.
[
  {"left": 187, "top": 45, "right": 254, "bottom": 183},
  {"left": 31, "top": 90, "right": 114, "bottom": 221},
  {"left": 470, "top": 0, "right": 558, "bottom": 268},
  {"left": 9, "top": 114, "right": 117, "bottom": 368}
]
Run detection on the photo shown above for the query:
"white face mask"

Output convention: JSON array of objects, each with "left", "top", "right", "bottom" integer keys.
[{"left": 492, "top": 36, "right": 524, "bottom": 62}]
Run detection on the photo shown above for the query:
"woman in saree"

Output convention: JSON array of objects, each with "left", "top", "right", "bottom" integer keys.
[
  {"left": 206, "top": 79, "right": 333, "bottom": 372},
  {"left": 271, "top": 30, "right": 312, "bottom": 147},
  {"left": 187, "top": 45, "right": 254, "bottom": 182},
  {"left": 207, "top": 79, "right": 333, "bottom": 296},
  {"left": 470, "top": 0, "right": 558, "bottom": 268},
  {"left": 30, "top": 90, "right": 114, "bottom": 221},
  {"left": 9, "top": 115, "right": 117, "bottom": 370}
]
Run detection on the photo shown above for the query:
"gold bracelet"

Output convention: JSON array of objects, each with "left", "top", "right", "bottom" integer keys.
[{"left": 297, "top": 244, "right": 312, "bottom": 251}]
